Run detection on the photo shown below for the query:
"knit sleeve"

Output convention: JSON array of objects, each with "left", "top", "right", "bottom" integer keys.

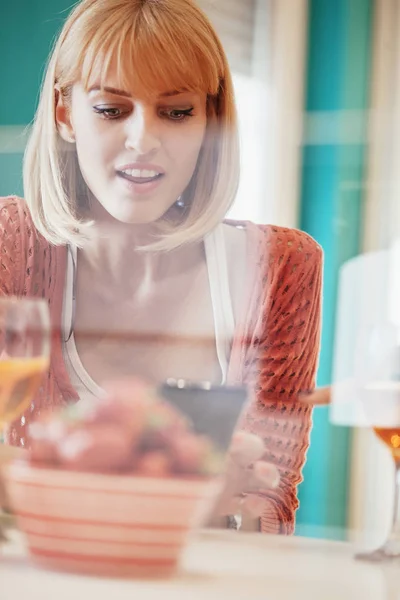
[
  {"left": 0, "top": 196, "right": 25, "bottom": 296},
  {"left": 240, "top": 226, "right": 323, "bottom": 534}
]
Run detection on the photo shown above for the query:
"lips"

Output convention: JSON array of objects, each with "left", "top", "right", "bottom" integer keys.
[
  {"left": 116, "top": 163, "right": 166, "bottom": 185},
  {"left": 117, "top": 170, "right": 164, "bottom": 185}
]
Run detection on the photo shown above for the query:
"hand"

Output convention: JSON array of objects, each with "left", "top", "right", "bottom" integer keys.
[
  {"left": 210, "top": 431, "right": 280, "bottom": 522},
  {"left": 299, "top": 386, "right": 332, "bottom": 406}
]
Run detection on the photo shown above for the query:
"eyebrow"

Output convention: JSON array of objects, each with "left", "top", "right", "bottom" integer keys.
[
  {"left": 88, "top": 85, "right": 131, "bottom": 97},
  {"left": 88, "top": 85, "right": 191, "bottom": 98}
]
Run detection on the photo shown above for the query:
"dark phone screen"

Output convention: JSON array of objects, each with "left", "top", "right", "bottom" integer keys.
[{"left": 158, "top": 383, "right": 248, "bottom": 451}]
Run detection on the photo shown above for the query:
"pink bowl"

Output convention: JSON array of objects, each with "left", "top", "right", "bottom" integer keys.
[{"left": 4, "top": 462, "right": 221, "bottom": 578}]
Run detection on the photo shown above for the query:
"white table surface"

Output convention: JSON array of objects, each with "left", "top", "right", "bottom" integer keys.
[{"left": 1, "top": 529, "right": 399, "bottom": 600}]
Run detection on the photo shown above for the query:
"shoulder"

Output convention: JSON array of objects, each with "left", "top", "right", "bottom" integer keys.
[
  {"left": 221, "top": 220, "right": 322, "bottom": 321},
  {"left": 224, "top": 218, "right": 322, "bottom": 268},
  {"left": 0, "top": 195, "right": 52, "bottom": 286},
  {"left": 0, "top": 195, "right": 24, "bottom": 224},
  {"left": 0, "top": 195, "right": 52, "bottom": 248},
  {"left": 250, "top": 225, "right": 323, "bottom": 319},
  {"left": 249, "top": 222, "right": 322, "bottom": 261},
  {"left": 239, "top": 222, "right": 323, "bottom": 283},
  {"left": 0, "top": 195, "right": 35, "bottom": 238}
]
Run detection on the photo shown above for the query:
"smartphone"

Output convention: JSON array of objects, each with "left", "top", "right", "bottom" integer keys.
[{"left": 158, "top": 380, "right": 248, "bottom": 451}]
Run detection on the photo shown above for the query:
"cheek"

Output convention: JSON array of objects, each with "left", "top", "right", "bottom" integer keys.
[
  {"left": 72, "top": 102, "right": 116, "bottom": 156},
  {"left": 74, "top": 119, "right": 116, "bottom": 173},
  {"left": 169, "top": 124, "right": 205, "bottom": 174}
]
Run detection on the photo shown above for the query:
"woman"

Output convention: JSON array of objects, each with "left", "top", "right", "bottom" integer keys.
[{"left": 0, "top": 0, "right": 322, "bottom": 533}]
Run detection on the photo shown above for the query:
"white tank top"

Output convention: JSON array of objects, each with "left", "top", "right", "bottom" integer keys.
[{"left": 62, "top": 224, "right": 236, "bottom": 401}]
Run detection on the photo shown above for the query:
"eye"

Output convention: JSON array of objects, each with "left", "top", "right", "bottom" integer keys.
[
  {"left": 161, "top": 107, "right": 195, "bottom": 122},
  {"left": 93, "top": 106, "right": 127, "bottom": 119}
]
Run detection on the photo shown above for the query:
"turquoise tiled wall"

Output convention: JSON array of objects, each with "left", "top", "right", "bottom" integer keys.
[{"left": 0, "top": 1, "right": 74, "bottom": 197}]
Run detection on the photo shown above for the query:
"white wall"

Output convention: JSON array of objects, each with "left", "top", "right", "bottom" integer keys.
[
  {"left": 229, "top": 0, "right": 308, "bottom": 227},
  {"left": 229, "top": 74, "right": 271, "bottom": 224}
]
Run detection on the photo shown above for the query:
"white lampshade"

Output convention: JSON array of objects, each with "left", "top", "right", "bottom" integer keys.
[{"left": 330, "top": 243, "right": 400, "bottom": 427}]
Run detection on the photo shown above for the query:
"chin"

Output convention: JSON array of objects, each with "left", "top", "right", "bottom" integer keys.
[{"left": 106, "top": 205, "right": 170, "bottom": 226}]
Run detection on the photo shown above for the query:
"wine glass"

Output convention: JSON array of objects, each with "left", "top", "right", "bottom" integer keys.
[
  {"left": 330, "top": 246, "right": 400, "bottom": 561},
  {"left": 0, "top": 297, "right": 50, "bottom": 540},
  {"left": 357, "top": 380, "right": 400, "bottom": 561},
  {"left": 331, "top": 323, "right": 400, "bottom": 562},
  {"left": 331, "top": 338, "right": 400, "bottom": 562}
]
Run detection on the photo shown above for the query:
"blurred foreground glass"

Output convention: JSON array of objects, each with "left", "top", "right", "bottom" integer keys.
[
  {"left": 0, "top": 297, "right": 50, "bottom": 540},
  {"left": 331, "top": 246, "right": 400, "bottom": 561},
  {"left": 0, "top": 297, "right": 50, "bottom": 428}
]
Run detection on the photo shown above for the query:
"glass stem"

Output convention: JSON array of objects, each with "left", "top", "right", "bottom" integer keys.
[{"left": 388, "top": 459, "right": 400, "bottom": 541}]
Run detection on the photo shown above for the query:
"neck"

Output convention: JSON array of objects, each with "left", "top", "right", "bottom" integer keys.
[{"left": 78, "top": 220, "right": 204, "bottom": 298}]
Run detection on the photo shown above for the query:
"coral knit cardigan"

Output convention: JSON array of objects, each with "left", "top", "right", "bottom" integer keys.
[{"left": 0, "top": 196, "right": 322, "bottom": 534}]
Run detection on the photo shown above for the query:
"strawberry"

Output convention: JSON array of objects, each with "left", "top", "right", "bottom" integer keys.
[
  {"left": 56, "top": 425, "right": 133, "bottom": 473},
  {"left": 170, "top": 433, "right": 211, "bottom": 474},
  {"left": 29, "top": 415, "right": 68, "bottom": 466},
  {"left": 135, "top": 451, "right": 171, "bottom": 477},
  {"left": 141, "top": 402, "right": 189, "bottom": 450},
  {"left": 26, "top": 378, "right": 220, "bottom": 479}
]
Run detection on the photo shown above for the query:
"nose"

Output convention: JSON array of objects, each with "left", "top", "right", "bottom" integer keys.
[{"left": 124, "top": 106, "right": 161, "bottom": 156}]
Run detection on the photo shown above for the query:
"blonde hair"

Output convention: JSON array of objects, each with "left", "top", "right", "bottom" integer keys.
[{"left": 23, "top": 0, "right": 240, "bottom": 250}]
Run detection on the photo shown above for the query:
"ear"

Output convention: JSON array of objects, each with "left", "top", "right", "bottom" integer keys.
[{"left": 55, "top": 87, "right": 75, "bottom": 143}]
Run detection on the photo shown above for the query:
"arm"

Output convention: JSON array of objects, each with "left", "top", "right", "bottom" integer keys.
[
  {"left": 0, "top": 197, "right": 25, "bottom": 363},
  {"left": 0, "top": 198, "right": 27, "bottom": 503},
  {"left": 240, "top": 229, "right": 323, "bottom": 533}
]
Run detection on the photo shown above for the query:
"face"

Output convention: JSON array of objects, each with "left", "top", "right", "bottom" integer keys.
[{"left": 56, "top": 70, "right": 207, "bottom": 226}]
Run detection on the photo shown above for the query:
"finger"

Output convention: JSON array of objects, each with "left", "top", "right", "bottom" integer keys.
[
  {"left": 240, "top": 462, "right": 280, "bottom": 493},
  {"left": 242, "top": 494, "right": 266, "bottom": 517},
  {"left": 252, "top": 461, "right": 280, "bottom": 489},
  {"left": 222, "top": 461, "right": 280, "bottom": 510},
  {"left": 225, "top": 494, "right": 267, "bottom": 519},
  {"left": 224, "top": 495, "right": 242, "bottom": 516},
  {"left": 213, "top": 440, "right": 274, "bottom": 516},
  {"left": 298, "top": 386, "right": 331, "bottom": 406},
  {"left": 229, "top": 432, "right": 265, "bottom": 468},
  {"left": 212, "top": 468, "right": 243, "bottom": 516}
]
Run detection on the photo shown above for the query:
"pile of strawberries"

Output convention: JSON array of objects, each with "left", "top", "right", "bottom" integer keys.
[{"left": 27, "top": 380, "right": 223, "bottom": 478}]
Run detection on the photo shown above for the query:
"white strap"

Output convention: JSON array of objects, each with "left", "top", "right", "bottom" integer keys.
[
  {"left": 204, "top": 225, "right": 236, "bottom": 384},
  {"left": 63, "top": 246, "right": 104, "bottom": 398}
]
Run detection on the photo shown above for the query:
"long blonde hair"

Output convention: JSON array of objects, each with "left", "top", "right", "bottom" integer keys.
[{"left": 24, "top": 0, "right": 239, "bottom": 250}]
